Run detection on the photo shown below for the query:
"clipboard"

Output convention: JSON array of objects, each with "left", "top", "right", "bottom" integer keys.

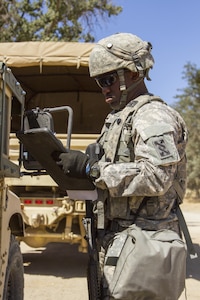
[{"left": 16, "top": 128, "right": 96, "bottom": 193}]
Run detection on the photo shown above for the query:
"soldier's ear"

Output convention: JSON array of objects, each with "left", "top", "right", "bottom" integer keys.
[{"left": 130, "top": 71, "right": 139, "bottom": 81}]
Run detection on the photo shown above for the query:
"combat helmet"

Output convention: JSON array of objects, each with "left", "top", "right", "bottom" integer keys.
[
  {"left": 89, "top": 32, "right": 154, "bottom": 79},
  {"left": 89, "top": 33, "right": 154, "bottom": 109}
]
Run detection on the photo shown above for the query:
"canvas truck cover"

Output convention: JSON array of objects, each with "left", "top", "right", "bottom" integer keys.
[
  {"left": 0, "top": 41, "right": 109, "bottom": 134},
  {"left": 0, "top": 41, "right": 95, "bottom": 68}
]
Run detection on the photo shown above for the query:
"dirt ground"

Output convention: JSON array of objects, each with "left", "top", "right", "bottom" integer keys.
[{"left": 20, "top": 200, "right": 200, "bottom": 300}]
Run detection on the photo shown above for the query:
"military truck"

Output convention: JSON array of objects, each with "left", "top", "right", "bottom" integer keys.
[
  {"left": 0, "top": 62, "right": 25, "bottom": 299},
  {"left": 0, "top": 42, "right": 109, "bottom": 253}
]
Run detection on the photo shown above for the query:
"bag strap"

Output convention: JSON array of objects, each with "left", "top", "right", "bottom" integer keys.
[
  {"left": 173, "top": 179, "right": 197, "bottom": 258},
  {"left": 131, "top": 197, "right": 148, "bottom": 223},
  {"left": 176, "top": 205, "right": 197, "bottom": 258}
]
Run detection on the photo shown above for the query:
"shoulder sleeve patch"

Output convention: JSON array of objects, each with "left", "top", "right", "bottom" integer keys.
[
  {"left": 153, "top": 137, "right": 171, "bottom": 159},
  {"left": 135, "top": 123, "right": 182, "bottom": 166},
  {"left": 148, "top": 133, "right": 180, "bottom": 165}
]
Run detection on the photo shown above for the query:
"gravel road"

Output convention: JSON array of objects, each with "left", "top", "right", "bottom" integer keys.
[{"left": 20, "top": 202, "right": 200, "bottom": 300}]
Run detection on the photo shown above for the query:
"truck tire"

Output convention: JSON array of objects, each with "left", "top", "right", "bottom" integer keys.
[{"left": 3, "top": 235, "right": 24, "bottom": 300}]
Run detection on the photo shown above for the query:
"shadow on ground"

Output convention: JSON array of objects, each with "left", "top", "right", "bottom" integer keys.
[
  {"left": 22, "top": 241, "right": 200, "bottom": 281},
  {"left": 22, "top": 243, "right": 88, "bottom": 278}
]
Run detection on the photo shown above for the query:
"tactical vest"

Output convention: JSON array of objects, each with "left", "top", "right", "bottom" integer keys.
[{"left": 97, "top": 94, "right": 187, "bottom": 232}]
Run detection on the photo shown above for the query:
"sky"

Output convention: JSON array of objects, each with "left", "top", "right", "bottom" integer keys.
[{"left": 93, "top": 0, "right": 200, "bottom": 105}]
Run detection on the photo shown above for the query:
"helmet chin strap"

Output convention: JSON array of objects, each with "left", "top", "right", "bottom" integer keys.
[{"left": 116, "top": 69, "right": 143, "bottom": 110}]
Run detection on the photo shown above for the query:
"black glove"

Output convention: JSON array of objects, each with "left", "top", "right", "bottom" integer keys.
[{"left": 57, "top": 150, "right": 96, "bottom": 179}]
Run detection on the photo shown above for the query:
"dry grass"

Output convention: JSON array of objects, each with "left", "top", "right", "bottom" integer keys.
[{"left": 185, "top": 189, "right": 200, "bottom": 203}]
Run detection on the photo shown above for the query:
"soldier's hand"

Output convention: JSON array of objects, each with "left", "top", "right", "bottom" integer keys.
[{"left": 57, "top": 150, "right": 96, "bottom": 179}]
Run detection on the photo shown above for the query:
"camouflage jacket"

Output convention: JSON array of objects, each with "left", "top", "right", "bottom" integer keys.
[{"left": 95, "top": 94, "right": 188, "bottom": 232}]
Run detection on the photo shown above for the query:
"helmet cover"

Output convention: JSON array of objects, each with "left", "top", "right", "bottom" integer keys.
[{"left": 89, "top": 33, "right": 154, "bottom": 79}]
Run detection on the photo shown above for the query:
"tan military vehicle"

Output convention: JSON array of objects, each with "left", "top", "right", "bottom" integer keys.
[
  {"left": 0, "top": 62, "right": 25, "bottom": 299},
  {"left": 0, "top": 42, "right": 109, "bottom": 253}
]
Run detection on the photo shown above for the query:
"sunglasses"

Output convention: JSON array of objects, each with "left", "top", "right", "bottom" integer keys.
[{"left": 95, "top": 72, "right": 118, "bottom": 88}]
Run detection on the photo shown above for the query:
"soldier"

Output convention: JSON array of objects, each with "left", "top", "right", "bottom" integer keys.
[{"left": 58, "top": 33, "right": 188, "bottom": 299}]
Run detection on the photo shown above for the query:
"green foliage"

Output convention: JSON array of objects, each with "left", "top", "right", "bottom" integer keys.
[
  {"left": 0, "top": 0, "right": 122, "bottom": 42},
  {"left": 174, "top": 63, "right": 200, "bottom": 198}
]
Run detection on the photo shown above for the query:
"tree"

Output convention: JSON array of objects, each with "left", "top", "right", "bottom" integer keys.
[
  {"left": 174, "top": 63, "right": 200, "bottom": 198},
  {"left": 0, "top": 0, "right": 122, "bottom": 42}
]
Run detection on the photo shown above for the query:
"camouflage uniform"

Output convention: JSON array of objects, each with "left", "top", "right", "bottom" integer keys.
[
  {"left": 95, "top": 94, "right": 187, "bottom": 234},
  {"left": 88, "top": 33, "right": 188, "bottom": 300},
  {"left": 93, "top": 94, "right": 187, "bottom": 300}
]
